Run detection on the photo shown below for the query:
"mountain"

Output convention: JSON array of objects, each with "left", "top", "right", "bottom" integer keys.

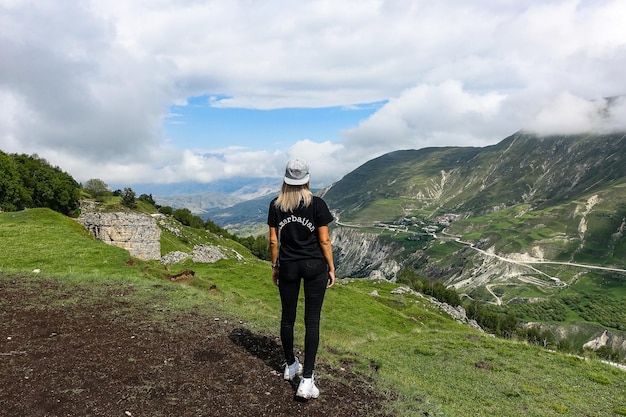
[
  {"left": 146, "top": 177, "right": 280, "bottom": 218},
  {"left": 190, "top": 132, "right": 626, "bottom": 284},
  {"left": 322, "top": 131, "right": 626, "bottom": 354},
  {"left": 201, "top": 187, "right": 326, "bottom": 236},
  {"left": 201, "top": 194, "right": 275, "bottom": 236},
  {"left": 323, "top": 131, "right": 626, "bottom": 276},
  {"left": 153, "top": 191, "right": 244, "bottom": 214},
  {"left": 125, "top": 177, "right": 280, "bottom": 198},
  {"left": 323, "top": 131, "right": 626, "bottom": 223}
]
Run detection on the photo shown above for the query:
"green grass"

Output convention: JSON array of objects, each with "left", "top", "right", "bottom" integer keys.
[
  {"left": 0, "top": 209, "right": 147, "bottom": 278},
  {"left": 426, "top": 240, "right": 465, "bottom": 257},
  {"left": 2, "top": 208, "right": 625, "bottom": 417},
  {"left": 347, "top": 198, "right": 408, "bottom": 224},
  {"left": 158, "top": 214, "right": 251, "bottom": 257}
]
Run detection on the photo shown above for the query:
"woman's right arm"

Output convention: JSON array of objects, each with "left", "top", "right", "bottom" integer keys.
[{"left": 269, "top": 226, "right": 280, "bottom": 286}]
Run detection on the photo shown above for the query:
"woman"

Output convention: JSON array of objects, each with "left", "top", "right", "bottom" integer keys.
[{"left": 267, "top": 158, "right": 335, "bottom": 400}]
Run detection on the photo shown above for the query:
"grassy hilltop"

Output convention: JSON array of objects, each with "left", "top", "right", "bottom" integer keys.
[{"left": 1, "top": 208, "right": 625, "bottom": 416}]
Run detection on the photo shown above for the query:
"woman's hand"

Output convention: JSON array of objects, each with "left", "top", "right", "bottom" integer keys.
[
  {"left": 327, "top": 269, "right": 335, "bottom": 288},
  {"left": 272, "top": 267, "right": 279, "bottom": 286}
]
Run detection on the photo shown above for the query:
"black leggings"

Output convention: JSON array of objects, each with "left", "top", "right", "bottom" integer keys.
[{"left": 278, "top": 258, "right": 328, "bottom": 378}]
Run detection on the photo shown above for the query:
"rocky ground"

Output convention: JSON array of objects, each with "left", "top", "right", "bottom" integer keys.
[{"left": 0, "top": 276, "right": 392, "bottom": 417}]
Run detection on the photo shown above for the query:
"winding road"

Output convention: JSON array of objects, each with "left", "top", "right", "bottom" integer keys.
[{"left": 437, "top": 229, "right": 626, "bottom": 306}]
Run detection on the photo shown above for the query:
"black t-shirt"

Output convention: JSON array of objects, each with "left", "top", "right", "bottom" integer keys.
[{"left": 267, "top": 196, "right": 334, "bottom": 263}]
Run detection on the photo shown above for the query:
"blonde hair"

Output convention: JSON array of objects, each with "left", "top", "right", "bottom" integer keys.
[{"left": 275, "top": 182, "right": 313, "bottom": 212}]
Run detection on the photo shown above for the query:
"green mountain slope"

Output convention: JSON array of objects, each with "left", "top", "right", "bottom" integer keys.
[
  {"left": 324, "top": 131, "right": 626, "bottom": 222},
  {"left": 1, "top": 208, "right": 625, "bottom": 416},
  {"left": 323, "top": 131, "right": 626, "bottom": 273},
  {"left": 322, "top": 132, "right": 626, "bottom": 349}
]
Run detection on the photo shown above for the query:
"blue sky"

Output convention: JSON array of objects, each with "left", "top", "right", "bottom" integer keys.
[
  {"left": 2, "top": 0, "right": 626, "bottom": 191},
  {"left": 166, "top": 96, "right": 384, "bottom": 153}
]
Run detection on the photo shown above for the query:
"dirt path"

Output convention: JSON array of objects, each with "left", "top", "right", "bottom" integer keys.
[
  {"left": 0, "top": 276, "right": 392, "bottom": 417},
  {"left": 484, "top": 284, "right": 502, "bottom": 306}
]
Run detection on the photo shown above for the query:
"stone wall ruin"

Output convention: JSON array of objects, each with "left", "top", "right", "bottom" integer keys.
[{"left": 78, "top": 212, "right": 162, "bottom": 260}]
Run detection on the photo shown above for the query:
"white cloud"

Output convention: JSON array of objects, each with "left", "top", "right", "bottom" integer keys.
[
  {"left": 285, "top": 139, "right": 345, "bottom": 186},
  {"left": 527, "top": 93, "right": 626, "bottom": 135},
  {"left": 0, "top": 91, "right": 30, "bottom": 153},
  {"left": 341, "top": 81, "right": 508, "bottom": 160},
  {"left": 1, "top": 0, "right": 626, "bottom": 190},
  {"left": 1, "top": 1, "right": 175, "bottom": 163}
]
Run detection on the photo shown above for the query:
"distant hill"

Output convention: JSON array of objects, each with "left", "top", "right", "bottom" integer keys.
[
  {"left": 200, "top": 187, "right": 325, "bottom": 236},
  {"left": 201, "top": 194, "right": 275, "bottom": 236},
  {"left": 154, "top": 191, "right": 245, "bottom": 214},
  {"left": 128, "top": 177, "right": 279, "bottom": 198},
  {"left": 149, "top": 177, "right": 279, "bottom": 223},
  {"left": 191, "top": 133, "right": 626, "bottom": 284}
]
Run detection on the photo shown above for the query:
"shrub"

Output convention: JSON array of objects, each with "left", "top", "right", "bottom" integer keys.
[
  {"left": 83, "top": 178, "right": 110, "bottom": 199},
  {"left": 120, "top": 188, "right": 137, "bottom": 209},
  {"left": 159, "top": 206, "right": 173, "bottom": 215}
]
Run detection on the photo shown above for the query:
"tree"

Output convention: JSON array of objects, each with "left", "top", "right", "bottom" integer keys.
[
  {"left": 120, "top": 187, "right": 137, "bottom": 208},
  {"left": 396, "top": 267, "right": 421, "bottom": 289},
  {"left": 500, "top": 313, "right": 519, "bottom": 339},
  {"left": 84, "top": 178, "right": 109, "bottom": 199},
  {"left": 205, "top": 218, "right": 222, "bottom": 234},
  {"left": 138, "top": 193, "right": 157, "bottom": 207},
  {"left": 173, "top": 208, "right": 196, "bottom": 227},
  {"left": 250, "top": 235, "right": 270, "bottom": 260},
  {"left": 595, "top": 345, "right": 621, "bottom": 362},
  {"left": 158, "top": 205, "right": 173, "bottom": 215},
  {"left": 11, "top": 153, "right": 80, "bottom": 216},
  {"left": 0, "top": 151, "right": 28, "bottom": 212}
]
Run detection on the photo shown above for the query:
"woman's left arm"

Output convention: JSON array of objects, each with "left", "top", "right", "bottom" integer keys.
[{"left": 317, "top": 225, "right": 335, "bottom": 288}]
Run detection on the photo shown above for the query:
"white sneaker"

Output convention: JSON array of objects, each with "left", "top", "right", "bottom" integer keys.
[
  {"left": 296, "top": 374, "right": 319, "bottom": 399},
  {"left": 283, "top": 358, "right": 303, "bottom": 381}
]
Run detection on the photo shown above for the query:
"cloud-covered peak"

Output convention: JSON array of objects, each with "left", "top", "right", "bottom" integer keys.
[{"left": 527, "top": 94, "right": 626, "bottom": 136}]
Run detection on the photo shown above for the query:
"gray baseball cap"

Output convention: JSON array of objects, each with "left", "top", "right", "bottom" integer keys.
[{"left": 284, "top": 158, "right": 310, "bottom": 185}]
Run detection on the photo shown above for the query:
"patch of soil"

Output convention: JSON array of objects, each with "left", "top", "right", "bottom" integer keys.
[{"left": 0, "top": 277, "right": 392, "bottom": 416}]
